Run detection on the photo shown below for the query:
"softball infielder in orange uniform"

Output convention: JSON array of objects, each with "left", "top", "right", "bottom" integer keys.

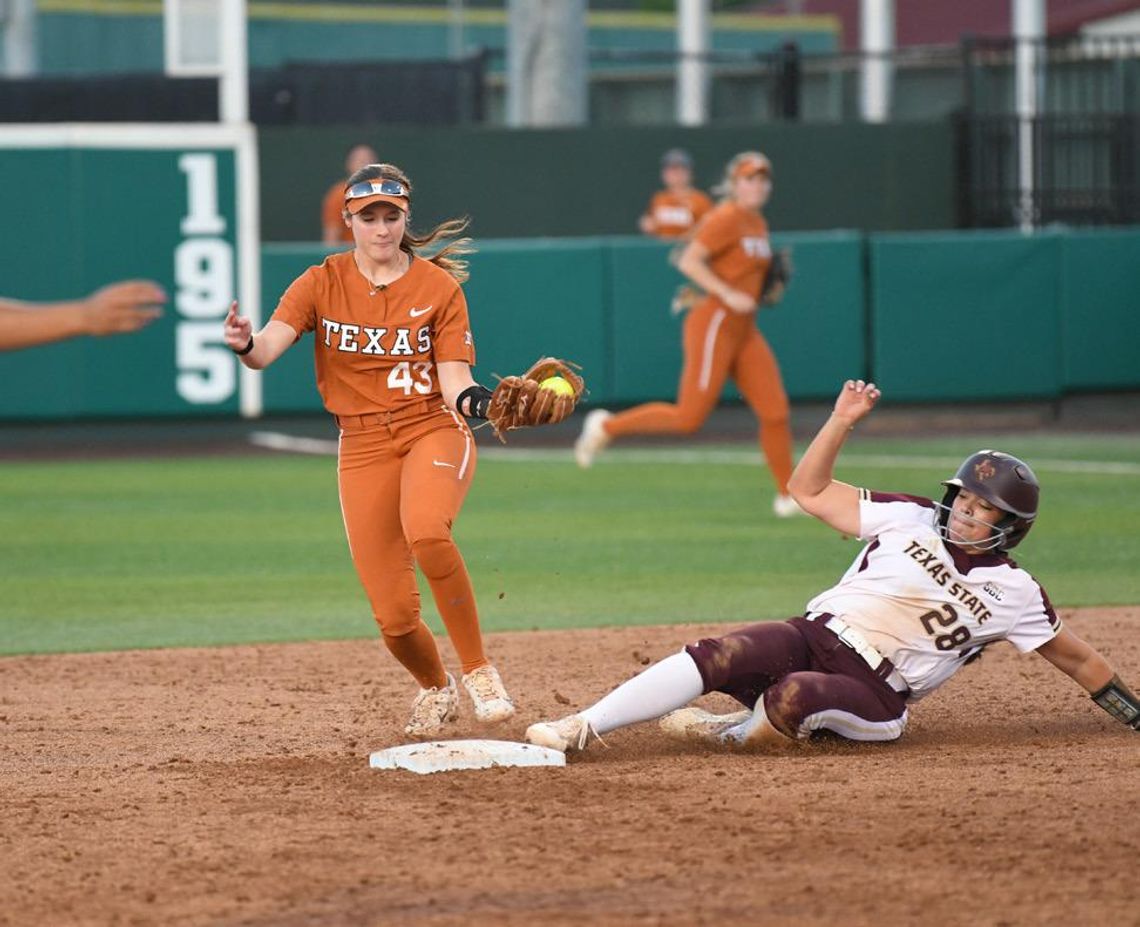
[
  {"left": 224, "top": 163, "right": 516, "bottom": 737},
  {"left": 578, "top": 151, "right": 800, "bottom": 517},
  {"left": 638, "top": 148, "right": 714, "bottom": 241}
]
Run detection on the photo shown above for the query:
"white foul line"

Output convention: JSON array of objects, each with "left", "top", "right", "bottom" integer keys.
[
  {"left": 250, "top": 431, "right": 339, "bottom": 455},
  {"left": 248, "top": 432, "right": 1140, "bottom": 476}
]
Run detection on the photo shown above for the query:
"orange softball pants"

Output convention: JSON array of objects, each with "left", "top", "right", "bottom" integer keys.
[
  {"left": 605, "top": 299, "right": 794, "bottom": 493},
  {"left": 337, "top": 403, "right": 487, "bottom": 689}
]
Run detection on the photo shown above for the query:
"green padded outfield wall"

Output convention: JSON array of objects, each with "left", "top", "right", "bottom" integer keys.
[
  {"left": 1058, "top": 229, "right": 1140, "bottom": 391},
  {"left": 604, "top": 237, "right": 687, "bottom": 404},
  {"left": 259, "top": 122, "right": 957, "bottom": 242},
  {"left": 869, "top": 230, "right": 1065, "bottom": 401},
  {"left": 0, "top": 133, "right": 247, "bottom": 419}
]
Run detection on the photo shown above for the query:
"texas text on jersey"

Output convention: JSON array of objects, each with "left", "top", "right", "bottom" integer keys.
[{"left": 271, "top": 252, "right": 475, "bottom": 416}]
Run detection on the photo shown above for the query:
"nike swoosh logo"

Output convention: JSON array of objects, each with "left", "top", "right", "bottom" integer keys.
[
  {"left": 432, "top": 460, "right": 456, "bottom": 468},
  {"left": 409, "top": 305, "right": 434, "bottom": 317}
]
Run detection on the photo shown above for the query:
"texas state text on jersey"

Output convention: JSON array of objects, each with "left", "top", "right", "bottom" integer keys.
[{"left": 804, "top": 491, "right": 1061, "bottom": 700}]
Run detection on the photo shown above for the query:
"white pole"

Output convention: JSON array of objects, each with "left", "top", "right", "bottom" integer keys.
[
  {"left": 3, "top": 0, "right": 37, "bottom": 76},
  {"left": 236, "top": 125, "right": 262, "bottom": 418},
  {"left": 859, "top": 0, "right": 894, "bottom": 123},
  {"left": 219, "top": 0, "right": 249, "bottom": 124},
  {"left": 505, "top": 0, "right": 532, "bottom": 127},
  {"left": 506, "top": 0, "right": 586, "bottom": 127},
  {"left": 677, "top": 0, "right": 709, "bottom": 126},
  {"left": 1013, "top": 0, "right": 1044, "bottom": 231},
  {"left": 531, "top": 0, "right": 587, "bottom": 126},
  {"left": 448, "top": 0, "right": 465, "bottom": 60}
]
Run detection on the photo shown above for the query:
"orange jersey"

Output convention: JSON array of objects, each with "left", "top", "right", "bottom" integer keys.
[
  {"left": 643, "top": 189, "right": 714, "bottom": 239},
  {"left": 271, "top": 252, "right": 476, "bottom": 416},
  {"left": 694, "top": 201, "right": 772, "bottom": 301},
  {"left": 321, "top": 181, "right": 354, "bottom": 243}
]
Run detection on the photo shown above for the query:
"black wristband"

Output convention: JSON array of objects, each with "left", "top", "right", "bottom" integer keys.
[
  {"left": 232, "top": 335, "right": 254, "bottom": 356},
  {"left": 1090, "top": 675, "right": 1140, "bottom": 728},
  {"left": 457, "top": 384, "right": 493, "bottom": 419}
]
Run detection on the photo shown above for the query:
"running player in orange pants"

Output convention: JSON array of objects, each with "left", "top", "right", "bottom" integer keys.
[
  {"left": 576, "top": 151, "right": 800, "bottom": 518},
  {"left": 225, "top": 162, "right": 536, "bottom": 738}
]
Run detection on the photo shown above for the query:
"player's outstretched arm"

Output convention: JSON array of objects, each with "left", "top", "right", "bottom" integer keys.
[
  {"left": 0, "top": 280, "right": 165, "bottom": 351},
  {"left": 1036, "top": 628, "right": 1140, "bottom": 730},
  {"left": 787, "top": 379, "right": 881, "bottom": 537},
  {"left": 223, "top": 302, "right": 296, "bottom": 370}
]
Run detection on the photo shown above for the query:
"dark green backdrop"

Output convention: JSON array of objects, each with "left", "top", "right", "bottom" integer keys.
[{"left": 260, "top": 122, "right": 957, "bottom": 242}]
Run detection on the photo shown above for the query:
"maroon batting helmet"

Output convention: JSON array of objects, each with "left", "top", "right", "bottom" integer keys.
[{"left": 938, "top": 450, "right": 1039, "bottom": 551}]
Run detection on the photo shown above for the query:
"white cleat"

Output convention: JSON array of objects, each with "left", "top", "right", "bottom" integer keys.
[
  {"left": 462, "top": 664, "right": 516, "bottom": 723},
  {"left": 659, "top": 707, "right": 753, "bottom": 744},
  {"left": 663, "top": 704, "right": 796, "bottom": 749},
  {"left": 404, "top": 673, "right": 460, "bottom": 739},
  {"left": 574, "top": 409, "right": 613, "bottom": 469},
  {"left": 524, "top": 714, "right": 599, "bottom": 753},
  {"left": 772, "top": 493, "right": 806, "bottom": 518}
]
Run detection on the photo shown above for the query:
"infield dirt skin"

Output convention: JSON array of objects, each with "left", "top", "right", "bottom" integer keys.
[{"left": 3, "top": 608, "right": 1138, "bottom": 927}]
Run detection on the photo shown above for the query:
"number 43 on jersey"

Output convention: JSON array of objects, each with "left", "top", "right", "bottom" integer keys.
[{"left": 388, "top": 361, "right": 433, "bottom": 396}]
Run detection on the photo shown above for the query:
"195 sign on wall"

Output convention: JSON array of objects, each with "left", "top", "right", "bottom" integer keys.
[{"left": 176, "top": 152, "right": 236, "bottom": 404}]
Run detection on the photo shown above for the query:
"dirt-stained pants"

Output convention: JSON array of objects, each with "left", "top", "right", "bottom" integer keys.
[
  {"left": 604, "top": 300, "right": 794, "bottom": 493},
  {"left": 685, "top": 618, "right": 908, "bottom": 742},
  {"left": 337, "top": 406, "right": 487, "bottom": 688}
]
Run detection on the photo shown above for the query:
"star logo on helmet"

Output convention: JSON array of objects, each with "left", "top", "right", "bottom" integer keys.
[{"left": 974, "top": 460, "right": 997, "bottom": 481}]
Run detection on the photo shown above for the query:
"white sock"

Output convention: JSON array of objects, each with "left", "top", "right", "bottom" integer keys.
[{"left": 580, "top": 650, "right": 705, "bottom": 735}]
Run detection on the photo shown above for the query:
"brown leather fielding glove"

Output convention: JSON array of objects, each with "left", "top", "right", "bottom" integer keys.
[
  {"left": 486, "top": 357, "right": 586, "bottom": 443},
  {"left": 760, "top": 248, "right": 793, "bottom": 306}
]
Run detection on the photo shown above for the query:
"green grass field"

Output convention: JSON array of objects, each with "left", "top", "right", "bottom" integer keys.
[{"left": 2, "top": 432, "right": 1138, "bottom": 655}]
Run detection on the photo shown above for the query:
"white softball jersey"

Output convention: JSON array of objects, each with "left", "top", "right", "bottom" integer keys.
[{"left": 804, "top": 491, "right": 1061, "bottom": 701}]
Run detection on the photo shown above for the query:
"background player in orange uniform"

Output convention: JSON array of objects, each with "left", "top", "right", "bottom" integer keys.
[
  {"left": 638, "top": 148, "right": 713, "bottom": 241},
  {"left": 226, "top": 163, "right": 529, "bottom": 738},
  {"left": 578, "top": 151, "right": 800, "bottom": 518},
  {"left": 320, "top": 143, "right": 378, "bottom": 246}
]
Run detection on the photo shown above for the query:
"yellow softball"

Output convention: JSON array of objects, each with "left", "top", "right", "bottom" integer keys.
[{"left": 538, "top": 375, "right": 574, "bottom": 397}]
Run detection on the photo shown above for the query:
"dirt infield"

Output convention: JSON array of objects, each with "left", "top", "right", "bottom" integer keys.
[{"left": 3, "top": 608, "right": 1138, "bottom": 927}]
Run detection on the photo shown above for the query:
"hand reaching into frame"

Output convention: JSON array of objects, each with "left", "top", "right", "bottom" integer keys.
[
  {"left": 833, "top": 379, "right": 881, "bottom": 427},
  {"left": 81, "top": 280, "right": 165, "bottom": 336}
]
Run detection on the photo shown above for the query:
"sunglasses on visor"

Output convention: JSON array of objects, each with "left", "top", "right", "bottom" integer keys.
[{"left": 345, "top": 180, "right": 408, "bottom": 200}]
